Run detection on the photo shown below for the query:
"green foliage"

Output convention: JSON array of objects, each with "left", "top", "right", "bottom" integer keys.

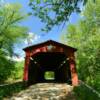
[
  {"left": 0, "top": 3, "right": 28, "bottom": 83},
  {"left": 74, "top": 84, "right": 100, "bottom": 100},
  {"left": 0, "top": 81, "right": 26, "bottom": 99},
  {"left": 0, "top": 55, "right": 15, "bottom": 83},
  {"left": 44, "top": 71, "right": 55, "bottom": 80},
  {"left": 0, "top": 3, "right": 28, "bottom": 55},
  {"left": 61, "top": 0, "right": 100, "bottom": 91},
  {"left": 29, "top": 0, "right": 95, "bottom": 32},
  {"left": 12, "top": 61, "right": 24, "bottom": 80}
]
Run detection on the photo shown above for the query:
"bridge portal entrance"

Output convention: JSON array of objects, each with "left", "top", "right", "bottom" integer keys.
[{"left": 23, "top": 40, "right": 79, "bottom": 86}]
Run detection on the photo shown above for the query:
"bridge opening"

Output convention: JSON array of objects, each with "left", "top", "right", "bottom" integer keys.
[
  {"left": 28, "top": 52, "right": 71, "bottom": 85},
  {"left": 44, "top": 71, "right": 55, "bottom": 80}
]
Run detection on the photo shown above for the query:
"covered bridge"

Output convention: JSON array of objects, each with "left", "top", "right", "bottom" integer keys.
[{"left": 23, "top": 40, "right": 78, "bottom": 86}]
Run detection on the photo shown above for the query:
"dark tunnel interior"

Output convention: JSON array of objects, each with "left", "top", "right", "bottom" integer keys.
[{"left": 28, "top": 52, "right": 71, "bottom": 85}]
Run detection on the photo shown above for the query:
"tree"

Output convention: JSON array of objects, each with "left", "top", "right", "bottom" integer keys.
[
  {"left": 0, "top": 3, "right": 28, "bottom": 83},
  {"left": 29, "top": 0, "right": 95, "bottom": 32},
  {"left": 13, "top": 61, "right": 24, "bottom": 80},
  {"left": 61, "top": 0, "right": 100, "bottom": 91}
]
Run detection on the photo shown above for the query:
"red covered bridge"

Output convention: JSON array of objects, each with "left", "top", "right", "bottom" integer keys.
[{"left": 23, "top": 40, "right": 78, "bottom": 86}]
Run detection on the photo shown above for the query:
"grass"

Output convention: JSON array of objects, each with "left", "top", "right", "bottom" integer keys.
[
  {"left": 74, "top": 84, "right": 100, "bottom": 100},
  {"left": 0, "top": 81, "right": 26, "bottom": 100}
]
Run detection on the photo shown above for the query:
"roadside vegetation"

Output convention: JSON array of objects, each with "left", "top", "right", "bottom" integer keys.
[
  {"left": 61, "top": 0, "right": 100, "bottom": 95},
  {"left": 0, "top": 0, "right": 100, "bottom": 100}
]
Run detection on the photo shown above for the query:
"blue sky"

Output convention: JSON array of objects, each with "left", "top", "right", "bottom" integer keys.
[
  {"left": 6, "top": 0, "right": 80, "bottom": 41},
  {"left": 6, "top": 0, "right": 81, "bottom": 57}
]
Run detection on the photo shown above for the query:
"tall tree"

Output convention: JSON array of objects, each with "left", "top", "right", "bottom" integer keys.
[
  {"left": 29, "top": 0, "right": 95, "bottom": 32},
  {"left": 61, "top": 0, "right": 100, "bottom": 91},
  {"left": 0, "top": 3, "right": 28, "bottom": 83}
]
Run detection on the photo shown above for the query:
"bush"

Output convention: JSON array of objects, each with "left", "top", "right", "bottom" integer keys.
[
  {"left": 74, "top": 84, "right": 100, "bottom": 100},
  {"left": 0, "top": 55, "right": 15, "bottom": 83},
  {"left": 0, "top": 81, "right": 26, "bottom": 100}
]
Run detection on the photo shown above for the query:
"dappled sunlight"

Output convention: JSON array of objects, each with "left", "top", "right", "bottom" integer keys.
[{"left": 7, "top": 83, "right": 75, "bottom": 100}]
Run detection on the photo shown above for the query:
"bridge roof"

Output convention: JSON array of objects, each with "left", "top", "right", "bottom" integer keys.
[{"left": 23, "top": 40, "right": 77, "bottom": 52}]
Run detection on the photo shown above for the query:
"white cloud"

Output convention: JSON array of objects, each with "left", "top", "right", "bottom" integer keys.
[
  {"left": 12, "top": 56, "right": 24, "bottom": 62},
  {"left": 7, "top": 56, "right": 24, "bottom": 62},
  {"left": 24, "top": 32, "right": 40, "bottom": 45}
]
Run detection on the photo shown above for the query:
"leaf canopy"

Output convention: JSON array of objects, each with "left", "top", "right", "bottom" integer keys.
[{"left": 29, "top": 0, "right": 95, "bottom": 32}]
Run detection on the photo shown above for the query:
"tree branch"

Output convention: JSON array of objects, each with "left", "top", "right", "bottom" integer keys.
[{"left": 41, "top": 0, "right": 63, "bottom": 9}]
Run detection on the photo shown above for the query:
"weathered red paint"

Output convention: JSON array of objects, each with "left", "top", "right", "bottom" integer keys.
[
  {"left": 69, "top": 59, "right": 79, "bottom": 86},
  {"left": 23, "top": 50, "right": 31, "bottom": 81},
  {"left": 23, "top": 40, "right": 79, "bottom": 86},
  {"left": 23, "top": 46, "right": 48, "bottom": 81}
]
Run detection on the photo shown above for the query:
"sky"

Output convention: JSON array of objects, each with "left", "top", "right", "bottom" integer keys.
[{"left": 5, "top": 0, "right": 81, "bottom": 59}]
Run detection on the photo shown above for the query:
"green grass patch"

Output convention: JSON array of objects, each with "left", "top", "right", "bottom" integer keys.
[
  {"left": 0, "top": 81, "right": 26, "bottom": 100},
  {"left": 74, "top": 84, "right": 100, "bottom": 100}
]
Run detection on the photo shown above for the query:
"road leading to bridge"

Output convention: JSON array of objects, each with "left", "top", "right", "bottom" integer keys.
[{"left": 5, "top": 83, "right": 76, "bottom": 100}]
